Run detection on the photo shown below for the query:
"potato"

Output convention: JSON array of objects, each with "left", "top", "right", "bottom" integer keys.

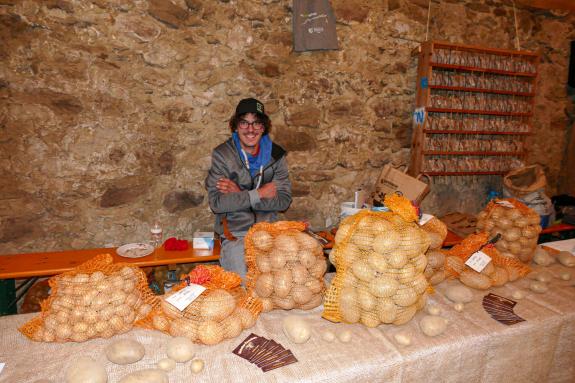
[
  {"left": 166, "top": 336, "right": 195, "bottom": 363},
  {"left": 198, "top": 321, "right": 225, "bottom": 345},
  {"left": 530, "top": 281, "right": 548, "bottom": 293},
  {"left": 274, "top": 269, "right": 293, "bottom": 298},
  {"left": 65, "top": 357, "right": 107, "bottom": 383},
  {"left": 445, "top": 285, "right": 473, "bottom": 303},
  {"left": 156, "top": 358, "right": 176, "bottom": 372},
  {"left": 190, "top": 359, "right": 205, "bottom": 374},
  {"left": 105, "top": 339, "right": 145, "bottom": 365},
  {"left": 460, "top": 270, "right": 491, "bottom": 290},
  {"left": 282, "top": 315, "right": 311, "bottom": 344},
  {"left": 338, "top": 329, "right": 352, "bottom": 343},
  {"left": 251, "top": 230, "right": 274, "bottom": 251},
  {"left": 118, "top": 369, "right": 168, "bottom": 383},
  {"left": 292, "top": 285, "right": 313, "bottom": 305},
  {"left": 394, "top": 332, "right": 412, "bottom": 346},
  {"left": 419, "top": 315, "right": 448, "bottom": 337},
  {"left": 200, "top": 290, "right": 236, "bottom": 321},
  {"left": 558, "top": 251, "right": 575, "bottom": 267}
]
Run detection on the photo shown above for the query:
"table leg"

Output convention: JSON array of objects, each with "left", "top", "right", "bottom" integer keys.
[{"left": 0, "top": 279, "right": 17, "bottom": 316}]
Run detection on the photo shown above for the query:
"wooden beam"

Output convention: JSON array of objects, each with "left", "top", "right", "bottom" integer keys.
[{"left": 516, "top": 0, "right": 575, "bottom": 12}]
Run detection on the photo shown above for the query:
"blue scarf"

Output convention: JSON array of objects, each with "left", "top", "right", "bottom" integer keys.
[{"left": 232, "top": 132, "right": 272, "bottom": 178}]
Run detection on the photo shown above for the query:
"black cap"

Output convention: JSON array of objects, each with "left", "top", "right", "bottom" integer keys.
[{"left": 235, "top": 98, "right": 266, "bottom": 117}]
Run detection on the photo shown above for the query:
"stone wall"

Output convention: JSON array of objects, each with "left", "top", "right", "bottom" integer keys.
[{"left": 1, "top": 0, "right": 574, "bottom": 254}]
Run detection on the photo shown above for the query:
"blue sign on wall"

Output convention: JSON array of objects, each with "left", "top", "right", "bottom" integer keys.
[{"left": 420, "top": 76, "right": 428, "bottom": 89}]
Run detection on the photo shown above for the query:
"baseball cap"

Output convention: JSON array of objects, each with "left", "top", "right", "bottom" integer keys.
[{"left": 235, "top": 98, "right": 267, "bottom": 117}]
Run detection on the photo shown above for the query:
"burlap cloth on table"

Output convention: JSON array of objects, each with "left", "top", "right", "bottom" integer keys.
[{"left": 0, "top": 266, "right": 574, "bottom": 383}]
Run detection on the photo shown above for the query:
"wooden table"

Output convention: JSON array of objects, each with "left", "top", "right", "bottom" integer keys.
[
  {"left": 0, "top": 242, "right": 220, "bottom": 280},
  {"left": 0, "top": 243, "right": 220, "bottom": 315}
]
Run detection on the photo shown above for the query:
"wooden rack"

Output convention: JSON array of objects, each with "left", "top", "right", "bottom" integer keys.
[{"left": 409, "top": 41, "right": 539, "bottom": 176}]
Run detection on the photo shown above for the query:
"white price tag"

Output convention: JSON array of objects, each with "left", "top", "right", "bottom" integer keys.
[
  {"left": 165, "top": 284, "right": 206, "bottom": 311},
  {"left": 496, "top": 201, "right": 514, "bottom": 209},
  {"left": 419, "top": 214, "right": 434, "bottom": 226},
  {"left": 465, "top": 250, "right": 492, "bottom": 273}
]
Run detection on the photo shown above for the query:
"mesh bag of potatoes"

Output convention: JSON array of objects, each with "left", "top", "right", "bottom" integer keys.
[
  {"left": 444, "top": 232, "right": 531, "bottom": 290},
  {"left": 476, "top": 198, "right": 541, "bottom": 263},
  {"left": 421, "top": 216, "right": 449, "bottom": 285},
  {"left": 20, "top": 254, "right": 157, "bottom": 343},
  {"left": 420, "top": 215, "right": 448, "bottom": 250},
  {"left": 323, "top": 194, "right": 432, "bottom": 327},
  {"left": 245, "top": 221, "right": 327, "bottom": 312},
  {"left": 141, "top": 265, "right": 262, "bottom": 345}
]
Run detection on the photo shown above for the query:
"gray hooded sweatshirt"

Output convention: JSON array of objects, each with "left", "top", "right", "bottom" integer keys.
[{"left": 205, "top": 137, "right": 292, "bottom": 239}]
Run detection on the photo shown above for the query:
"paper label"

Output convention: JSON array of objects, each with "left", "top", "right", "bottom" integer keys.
[
  {"left": 419, "top": 213, "right": 434, "bottom": 226},
  {"left": 413, "top": 107, "right": 426, "bottom": 127},
  {"left": 165, "top": 284, "right": 206, "bottom": 311},
  {"left": 496, "top": 201, "right": 514, "bottom": 209},
  {"left": 465, "top": 250, "right": 492, "bottom": 272},
  {"left": 0, "top": 363, "right": 4, "bottom": 375}
]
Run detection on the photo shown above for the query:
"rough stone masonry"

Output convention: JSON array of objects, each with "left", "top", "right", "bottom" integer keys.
[{"left": 0, "top": 0, "right": 573, "bottom": 253}]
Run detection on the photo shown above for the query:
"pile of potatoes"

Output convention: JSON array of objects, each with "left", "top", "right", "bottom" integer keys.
[
  {"left": 29, "top": 266, "right": 152, "bottom": 342},
  {"left": 152, "top": 288, "right": 258, "bottom": 345},
  {"left": 476, "top": 200, "right": 541, "bottom": 263},
  {"left": 443, "top": 232, "right": 530, "bottom": 290},
  {"left": 325, "top": 213, "right": 431, "bottom": 327},
  {"left": 445, "top": 253, "right": 522, "bottom": 290},
  {"left": 248, "top": 230, "right": 326, "bottom": 312}
]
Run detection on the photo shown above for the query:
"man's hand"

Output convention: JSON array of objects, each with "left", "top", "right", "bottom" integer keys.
[
  {"left": 257, "top": 182, "right": 277, "bottom": 199},
  {"left": 217, "top": 178, "right": 241, "bottom": 194}
]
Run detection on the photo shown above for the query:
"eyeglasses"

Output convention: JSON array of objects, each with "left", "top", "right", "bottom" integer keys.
[{"left": 238, "top": 119, "right": 264, "bottom": 131}]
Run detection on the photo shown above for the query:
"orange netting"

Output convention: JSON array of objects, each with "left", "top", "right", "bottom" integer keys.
[
  {"left": 323, "top": 197, "right": 432, "bottom": 327},
  {"left": 138, "top": 265, "right": 262, "bottom": 346},
  {"left": 384, "top": 193, "right": 418, "bottom": 223},
  {"left": 19, "top": 254, "right": 159, "bottom": 342},
  {"left": 245, "top": 221, "right": 327, "bottom": 312},
  {"left": 476, "top": 198, "right": 541, "bottom": 263},
  {"left": 443, "top": 232, "right": 531, "bottom": 290}
]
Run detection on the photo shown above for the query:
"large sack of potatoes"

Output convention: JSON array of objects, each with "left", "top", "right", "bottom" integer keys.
[
  {"left": 142, "top": 265, "right": 262, "bottom": 345},
  {"left": 245, "top": 221, "right": 327, "bottom": 312},
  {"left": 476, "top": 198, "right": 541, "bottom": 263},
  {"left": 322, "top": 194, "right": 432, "bottom": 327},
  {"left": 20, "top": 254, "right": 157, "bottom": 342}
]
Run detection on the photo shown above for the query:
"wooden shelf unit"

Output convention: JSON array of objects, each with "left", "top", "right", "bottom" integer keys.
[{"left": 409, "top": 41, "right": 539, "bottom": 176}]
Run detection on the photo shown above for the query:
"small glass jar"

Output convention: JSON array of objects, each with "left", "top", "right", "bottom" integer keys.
[{"left": 150, "top": 221, "right": 163, "bottom": 248}]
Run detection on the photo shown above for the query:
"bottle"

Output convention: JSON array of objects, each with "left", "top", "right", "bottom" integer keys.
[
  {"left": 163, "top": 270, "right": 178, "bottom": 294},
  {"left": 150, "top": 221, "right": 163, "bottom": 248}
]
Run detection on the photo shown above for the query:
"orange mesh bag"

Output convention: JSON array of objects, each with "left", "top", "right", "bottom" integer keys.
[
  {"left": 476, "top": 198, "right": 541, "bottom": 263},
  {"left": 245, "top": 221, "right": 327, "bottom": 312},
  {"left": 322, "top": 194, "right": 432, "bottom": 327},
  {"left": 19, "top": 254, "right": 159, "bottom": 343},
  {"left": 140, "top": 265, "right": 262, "bottom": 346},
  {"left": 443, "top": 232, "right": 531, "bottom": 290}
]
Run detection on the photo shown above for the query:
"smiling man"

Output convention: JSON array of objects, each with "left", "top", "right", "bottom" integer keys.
[{"left": 205, "top": 98, "right": 292, "bottom": 280}]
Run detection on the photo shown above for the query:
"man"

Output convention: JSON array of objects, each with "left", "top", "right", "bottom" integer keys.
[{"left": 205, "top": 98, "right": 292, "bottom": 280}]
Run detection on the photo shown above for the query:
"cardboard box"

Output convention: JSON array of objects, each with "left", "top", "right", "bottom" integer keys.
[
  {"left": 193, "top": 232, "right": 215, "bottom": 250},
  {"left": 369, "top": 164, "right": 430, "bottom": 205}
]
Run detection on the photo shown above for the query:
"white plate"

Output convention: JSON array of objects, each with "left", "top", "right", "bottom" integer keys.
[{"left": 116, "top": 243, "right": 154, "bottom": 258}]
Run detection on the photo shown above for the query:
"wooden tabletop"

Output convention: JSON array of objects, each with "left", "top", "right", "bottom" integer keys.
[{"left": 0, "top": 242, "right": 220, "bottom": 279}]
